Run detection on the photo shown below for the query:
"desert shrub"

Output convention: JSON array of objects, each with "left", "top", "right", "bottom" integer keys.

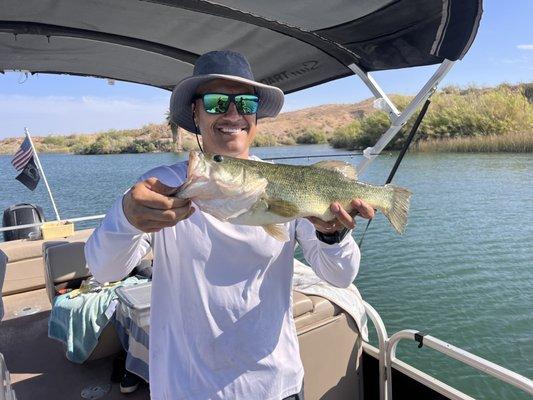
[
  {"left": 296, "top": 129, "right": 327, "bottom": 144},
  {"left": 425, "top": 84, "right": 533, "bottom": 138},
  {"left": 330, "top": 120, "right": 362, "bottom": 149},
  {"left": 124, "top": 139, "right": 157, "bottom": 153},
  {"left": 359, "top": 112, "right": 392, "bottom": 148},
  {"left": 42, "top": 135, "right": 67, "bottom": 146},
  {"left": 253, "top": 132, "right": 279, "bottom": 147},
  {"left": 278, "top": 135, "right": 296, "bottom": 146}
]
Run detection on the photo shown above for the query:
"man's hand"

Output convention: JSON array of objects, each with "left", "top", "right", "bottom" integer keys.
[
  {"left": 307, "top": 199, "right": 375, "bottom": 234},
  {"left": 122, "top": 177, "right": 195, "bottom": 233}
]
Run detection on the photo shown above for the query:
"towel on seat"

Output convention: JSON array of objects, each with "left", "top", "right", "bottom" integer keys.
[
  {"left": 48, "top": 276, "right": 148, "bottom": 363},
  {"left": 293, "top": 259, "right": 368, "bottom": 341}
]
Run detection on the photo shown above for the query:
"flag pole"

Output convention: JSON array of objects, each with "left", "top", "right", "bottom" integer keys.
[{"left": 24, "top": 127, "right": 61, "bottom": 221}]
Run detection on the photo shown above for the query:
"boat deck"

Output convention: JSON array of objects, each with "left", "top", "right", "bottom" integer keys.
[{"left": 0, "top": 288, "right": 150, "bottom": 399}]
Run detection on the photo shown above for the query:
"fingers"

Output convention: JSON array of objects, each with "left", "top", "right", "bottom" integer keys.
[
  {"left": 307, "top": 216, "right": 338, "bottom": 233},
  {"left": 307, "top": 212, "right": 351, "bottom": 234},
  {"left": 140, "top": 208, "right": 196, "bottom": 232},
  {"left": 145, "top": 177, "right": 179, "bottom": 196},
  {"left": 330, "top": 202, "right": 356, "bottom": 229},
  {"left": 307, "top": 199, "right": 374, "bottom": 234},
  {"left": 130, "top": 179, "right": 189, "bottom": 210},
  {"left": 123, "top": 177, "right": 195, "bottom": 232},
  {"left": 350, "top": 199, "right": 375, "bottom": 219},
  {"left": 138, "top": 204, "right": 195, "bottom": 223}
]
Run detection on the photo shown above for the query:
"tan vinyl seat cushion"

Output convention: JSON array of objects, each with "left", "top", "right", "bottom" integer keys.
[
  {"left": 294, "top": 291, "right": 362, "bottom": 400},
  {"left": 294, "top": 292, "right": 340, "bottom": 331},
  {"left": 1, "top": 229, "right": 93, "bottom": 263},
  {"left": 0, "top": 229, "right": 94, "bottom": 295}
]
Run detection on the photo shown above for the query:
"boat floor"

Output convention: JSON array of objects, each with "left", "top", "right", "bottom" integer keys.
[{"left": 0, "top": 288, "right": 150, "bottom": 399}]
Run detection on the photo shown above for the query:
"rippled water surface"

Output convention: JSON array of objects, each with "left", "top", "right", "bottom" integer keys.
[{"left": 0, "top": 145, "right": 531, "bottom": 399}]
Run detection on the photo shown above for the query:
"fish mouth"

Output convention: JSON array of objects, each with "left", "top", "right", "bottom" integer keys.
[
  {"left": 176, "top": 151, "right": 207, "bottom": 198},
  {"left": 187, "top": 150, "right": 200, "bottom": 177}
]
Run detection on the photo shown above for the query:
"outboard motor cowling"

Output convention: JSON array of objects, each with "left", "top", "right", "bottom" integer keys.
[{"left": 2, "top": 204, "right": 46, "bottom": 242}]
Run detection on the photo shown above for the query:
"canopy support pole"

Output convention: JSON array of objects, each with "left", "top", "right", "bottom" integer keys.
[
  {"left": 348, "top": 63, "right": 400, "bottom": 119},
  {"left": 349, "top": 59, "right": 455, "bottom": 176}
]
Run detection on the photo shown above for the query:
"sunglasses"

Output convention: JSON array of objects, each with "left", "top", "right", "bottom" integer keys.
[{"left": 194, "top": 93, "right": 260, "bottom": 115}]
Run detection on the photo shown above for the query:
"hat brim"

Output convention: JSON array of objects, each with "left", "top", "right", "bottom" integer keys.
[{"left": 169, "top": 74, "right": 284, "bottom": 134}]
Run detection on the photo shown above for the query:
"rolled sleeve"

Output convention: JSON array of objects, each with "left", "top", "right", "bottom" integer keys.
[
  {"left": 295, "top": 218, "right": 360, "bottom": 288},
  {"left": 85, "top": 193, "right": 151, "bottom": 283}
]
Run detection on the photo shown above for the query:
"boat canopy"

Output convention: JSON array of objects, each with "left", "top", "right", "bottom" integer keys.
[{"left": 1, "top": 0, "right": 481, "bottom": 93}]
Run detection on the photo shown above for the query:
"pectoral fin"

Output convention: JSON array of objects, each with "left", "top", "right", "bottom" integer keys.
[
  {"left": 267, "top": 199, "right": 299, "bottom": 218},
  {"left": 262, "top": 224, "right": 290, "bottom": 242},
  {"left": 312, "top": 160, "right": 357, "bottom": 180}
]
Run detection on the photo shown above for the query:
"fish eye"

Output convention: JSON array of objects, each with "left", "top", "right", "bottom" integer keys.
[{"left": 213, "top": 154, "right": 224, "bottom": 162}]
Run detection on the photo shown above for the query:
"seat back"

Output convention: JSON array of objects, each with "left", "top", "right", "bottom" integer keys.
[
  {"left": 43, "top": 240, "right": 125, "bottom": 361},
  {"left": 43, "top": 241, "right": 91, "bottom": 303},
  {"left": 293, "top": 292, "right": 363, "bottom": 400}
]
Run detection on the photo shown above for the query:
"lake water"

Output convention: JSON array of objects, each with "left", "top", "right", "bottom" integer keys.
[{"left": 0, "top": 144, "right": 531, "bottom": 399}]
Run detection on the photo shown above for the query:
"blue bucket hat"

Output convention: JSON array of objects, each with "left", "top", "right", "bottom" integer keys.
[{"left": 169, "top": 50, "right": 284, "bottom": 134}]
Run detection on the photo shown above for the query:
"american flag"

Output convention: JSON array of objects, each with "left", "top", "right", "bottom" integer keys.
[{"left": 11, "top": 136, "right": 34, "bottom": 171}]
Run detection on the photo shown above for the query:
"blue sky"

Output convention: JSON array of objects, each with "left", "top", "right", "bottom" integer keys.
[{"left": 1, "top": 0, "right": 532, "bottom": 139}]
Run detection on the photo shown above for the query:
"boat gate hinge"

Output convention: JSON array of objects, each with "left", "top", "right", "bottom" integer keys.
[{"left": 414, "top": 331, "right": 427, "bottom": 348}]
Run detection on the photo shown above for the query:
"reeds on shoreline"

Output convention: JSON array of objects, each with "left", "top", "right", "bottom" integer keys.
[
  {"left": 414, "top": 132, "right": 533, "bottom": 153},
  {"left": 330, "top": 83, "right": 533, "bottom": 153}
]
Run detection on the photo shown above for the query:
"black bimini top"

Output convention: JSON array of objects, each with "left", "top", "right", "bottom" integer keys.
[{"left": 0, "top": 0, "right": 482, "bottom": 93}]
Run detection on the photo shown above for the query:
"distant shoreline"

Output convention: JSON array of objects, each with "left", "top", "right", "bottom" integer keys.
[
  {"left": 1, "top": 82, "right": 531, "bottom": 154},
  {"left": 1, "top": 134, "right": 532, "bottom": 156}
]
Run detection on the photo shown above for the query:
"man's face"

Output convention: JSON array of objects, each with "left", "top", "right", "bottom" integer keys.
[{"left": 193, "top": 79, "right": 258, "bottom": 159}]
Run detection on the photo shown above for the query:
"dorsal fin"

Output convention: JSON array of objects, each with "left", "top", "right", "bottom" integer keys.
[{"left": 312, "top": 160, "right": 358, "bottom": 180}]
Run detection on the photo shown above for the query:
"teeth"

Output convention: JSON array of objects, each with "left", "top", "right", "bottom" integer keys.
[{"left": 219, "top": 128, "right": 243, "bottom": 133}]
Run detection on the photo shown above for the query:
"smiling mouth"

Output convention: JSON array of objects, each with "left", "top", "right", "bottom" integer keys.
[{"left": 216, "top": 126, "right": 248, "bottom": 135}]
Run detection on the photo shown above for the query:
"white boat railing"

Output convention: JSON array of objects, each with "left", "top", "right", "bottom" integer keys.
[
  {"left": 0, "top": 214, "right": 105, "bottom": 233},
  {"left": 387, "top": 330, "right": 533, "bottom": 399},
  {"left": 362, "top": 302, "right": 388, "bottom": 400},
  {"left": 363, "top": 302, "right": 533, "bottom": 400}
]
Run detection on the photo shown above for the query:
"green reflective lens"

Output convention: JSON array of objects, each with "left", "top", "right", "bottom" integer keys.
[
  {"left": 200, "top": 93, "right": 259, "bottom": 115},
  {"left": 203, "top": 94, "right": 230, "bottom": 114},
  {"left": 235, "top": 95, "right": 259, "bottom": 115}
]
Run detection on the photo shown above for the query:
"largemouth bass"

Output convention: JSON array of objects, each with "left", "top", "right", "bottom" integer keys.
[{"left": 176, "top": 151, "right": 411, "bottom": 241}]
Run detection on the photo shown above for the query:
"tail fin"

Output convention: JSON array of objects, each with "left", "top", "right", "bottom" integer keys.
[{"left": 381, "top": 185, "right": 411, "bottom": 234}]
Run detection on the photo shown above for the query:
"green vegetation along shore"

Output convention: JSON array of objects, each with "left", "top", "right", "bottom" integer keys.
[
  {"left": 0, "top": 83, "right": 531, "bottom": 155},
  {"left": 329, "top": 83, "right": 532, "bottom": 152}
]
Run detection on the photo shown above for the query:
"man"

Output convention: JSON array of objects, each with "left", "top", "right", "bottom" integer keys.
[{"left": 86, "top": 50, "right": 374, "bottom": 399}]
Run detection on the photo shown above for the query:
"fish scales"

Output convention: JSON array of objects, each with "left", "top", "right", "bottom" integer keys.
[
  {"left": 176, "top": 152, "right": 411, "bottom": 241},
  {"left": 230, "top": 159, "right": 392, "bottom": 219}
]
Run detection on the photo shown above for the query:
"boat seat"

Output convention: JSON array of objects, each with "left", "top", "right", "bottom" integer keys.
[
  {"left": 43, "top": 240, "right": 121, "bottom": 362},
  {"left": 293, "top": 291, "right": 363, "bottom": 400},
  {"left": 43, "top": 241, "right": 91, "bottom": 303},
  {"left": 0, "top": 228, "right": 94, "bottom": 295},
  {"left": 114, "top": 285, "right": 363, "bottom": 399},
  {"left": 42, "top": 240, "right": 154, "bottom": 362}
]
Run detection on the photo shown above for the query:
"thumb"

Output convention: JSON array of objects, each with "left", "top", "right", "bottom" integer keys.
[{"left": 145, "top": 177, "right": 178, "bottom": 196}]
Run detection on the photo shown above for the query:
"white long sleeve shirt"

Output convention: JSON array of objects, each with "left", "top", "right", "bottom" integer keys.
[{"left": 85, "top": 159, "right": 360, "bottom": 400}]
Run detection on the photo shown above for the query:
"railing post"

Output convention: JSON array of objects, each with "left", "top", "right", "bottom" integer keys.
[{"left": 363, "top": 301, "right": 389, "bottom": 400}]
